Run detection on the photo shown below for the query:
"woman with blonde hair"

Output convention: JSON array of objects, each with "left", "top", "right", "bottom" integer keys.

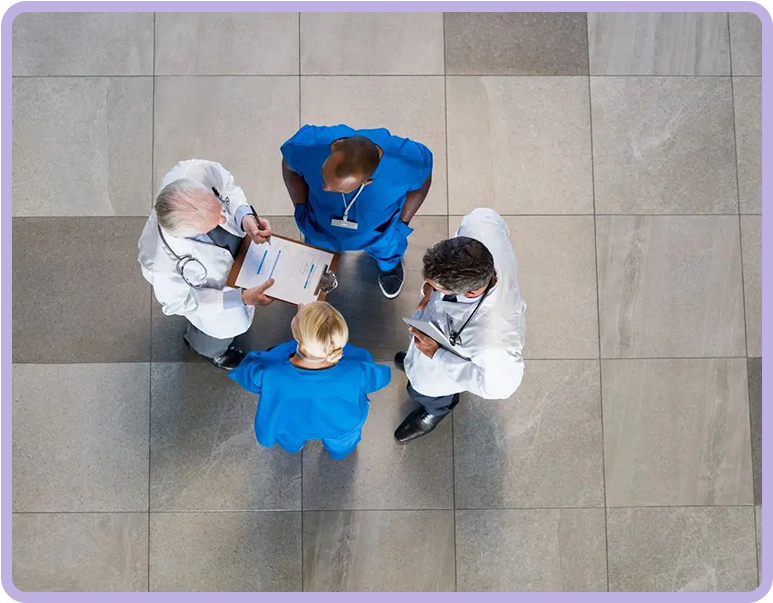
[{"left": 230, "top": 301, "right": 391, "bottom": 459}]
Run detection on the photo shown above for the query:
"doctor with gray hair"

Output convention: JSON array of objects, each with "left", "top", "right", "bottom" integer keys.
[{"left": 138, "top": 159, "right": 274, "bottom": 370}]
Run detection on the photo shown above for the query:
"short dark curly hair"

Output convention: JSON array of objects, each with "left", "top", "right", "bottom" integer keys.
[
  {"left": 333, "top": 136, "right": 381, "bottom": 180},
  {"left": 422, "top": 236, "right": 494, "bottom": 294}
]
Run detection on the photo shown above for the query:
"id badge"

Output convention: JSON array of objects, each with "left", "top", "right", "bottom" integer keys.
[{"left": 331, "top": 217, "right": 359, "bottom": 230}]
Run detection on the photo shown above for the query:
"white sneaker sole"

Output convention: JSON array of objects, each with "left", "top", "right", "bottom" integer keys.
[{"left": 378, "top": 260, "right": 405, "bottom": 299}]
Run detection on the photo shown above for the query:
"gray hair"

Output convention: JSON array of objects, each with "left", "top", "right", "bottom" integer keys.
[
  {"left": 155, "top": 178, "right": 217, "bottom": 237},
  {"left": 422, "top": 236, "right": 495, "bottom": 294}
]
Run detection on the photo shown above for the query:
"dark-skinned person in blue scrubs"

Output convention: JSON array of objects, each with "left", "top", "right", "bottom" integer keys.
[{"left": 280, "top": 124, "right": 433, "bottom": 298}]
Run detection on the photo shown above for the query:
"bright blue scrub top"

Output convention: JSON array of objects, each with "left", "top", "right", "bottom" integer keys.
[
  {"left": 229, "top": 340, "right": 392, "bottom": 448},
  {"left": 281, "top": 124, "right": 433, "bottom": 250}
]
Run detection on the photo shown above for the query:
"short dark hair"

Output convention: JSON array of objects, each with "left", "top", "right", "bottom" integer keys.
[
  {"left": 423, "top": 236, "right": 495, "bottom": 294},
  {"left": 334, "top": 136, "right": 381, "bottom": 180}
]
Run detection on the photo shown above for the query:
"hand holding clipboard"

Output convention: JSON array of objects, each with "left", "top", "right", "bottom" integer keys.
[{"left": 227, "top": 235, "right": 340, "bottom": 306}]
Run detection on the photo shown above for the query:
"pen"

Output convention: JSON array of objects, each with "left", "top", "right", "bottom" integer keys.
[
  {"left": 212, "top": 187, "right": 270, "bottom": 245},
  {"left": 249, "top": 205, "right": 271, "bottom": 245}
]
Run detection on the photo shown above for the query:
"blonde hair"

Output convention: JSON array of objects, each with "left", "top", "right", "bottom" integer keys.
[
  {"left": 155, "top": 178, "right": 219, "bottom": 237},
  {"left": 292, "top": 302, "right": 349, "bottom": 364}
]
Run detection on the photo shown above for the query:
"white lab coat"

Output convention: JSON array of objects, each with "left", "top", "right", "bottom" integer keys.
[
  {"left": 137, "top": 159, "right": 255, "bottom": 339},
  {"left": 404, "top": 208, "right": 526, "bottom": 399}
]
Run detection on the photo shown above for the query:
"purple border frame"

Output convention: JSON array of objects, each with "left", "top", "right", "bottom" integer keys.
[{"left": 2, "top": 1, "right": 769, "bottom": 600}]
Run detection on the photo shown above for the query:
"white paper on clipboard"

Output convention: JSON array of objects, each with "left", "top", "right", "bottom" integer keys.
[
  {"left": 235, "top": 238, "right": 336, "bottom": 305},
  {"left": 402, "top": 317, "right": 471, "bottom": 360}
]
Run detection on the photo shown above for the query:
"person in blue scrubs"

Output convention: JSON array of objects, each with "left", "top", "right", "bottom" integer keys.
[
  {"left": 229, "top": 301, "right": 391, "bottom": 459},
  {"left": 281, "top": 124, "right": 433, "bottom": 299}
]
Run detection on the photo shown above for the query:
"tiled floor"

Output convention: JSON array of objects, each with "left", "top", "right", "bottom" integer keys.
[{"left": 11, "top": 11, "right": 762, "bottom": 593}]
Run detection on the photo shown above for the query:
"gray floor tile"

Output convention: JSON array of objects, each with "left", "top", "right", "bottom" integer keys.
[
  {"left": 12, "top": 218, "right": 151, "bottom": 363},
  {"left": 456, "top": 509, "right": 607, "bottom": 591},
  {"left": 154, "top": 76, "right": 299, "bottom": 216},
  {"left": 730, "top": 13, "right": 762, "bottom": 75},
  {"left": 13, "top": 364, "right": 149, "bottom": 513},
  {"left": 150, "top": 217, "right": 300, "bottom": 362},
  {"left": 445, "top": 13, "right": 589, "bottom": 75},
  {"left": 325, "top": 217, "right": 448, "bottom": 359},
  {"left": 149, "top": 511, "right": 301, "bottom": 591},
  {"left": 597, "top": 216, "right": 745, "bottom": 358},
  {"left": 13, "top": 513, "right": 148, "bottom": 592},
  {"left": 13, "top": 77, "right": 153, "bottom": 216},
  {"left": 480, "top": 216, "right": 598, "bottom": 359},
  {"left": 591, "top": 77, "right": 737, "bottom": 214},
  {"left": 150, "top": 363, "right": 301, "bottom": 511},
  {"left": 302, "top": 370, "right": 453, "bottom": 510},
  {"left": 12, "top": 12, "right": 153, "bottom": 75},
  {"left": 303, "top": 510, "right": 454, "bottom": 591},
  {"left": 447, "top": 77, "right": 592, "bottom": 215},
  {"left": 603, "top": 359, "right": 753, "bottom": 507},
  {"left": 607, "top": 506, "right": 758, "bottom": 592},
  {"left": 455, "top": 360, "right": 603, "bottom": 509},
  {"left": 588, "top": 13, "right": 730, "bottom": 75},
  {"left": 300, "top": 76, "right": 447, "bottom": 216},
  {"left": 301, "top": 13, "right": 444, "bottom": 75},
  {"left": 155, "top": 13, "right": 299, "bottom": 75},
  {"left": 748, "top": 358, "right": 762, "bottom": 504},
  {"left": 734, "top": 77, "right": 762, "bottom": 214},
  {"left": 741, "top": 215, "right": 762, "bottom": 356}
]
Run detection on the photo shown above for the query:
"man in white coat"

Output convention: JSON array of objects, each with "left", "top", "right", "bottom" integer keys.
[
  {"left": 138, "top": 159, "right": 274, "bottom": 370},
  {"left": 394, "top": 208, "right": 526, "bottom": 442}
]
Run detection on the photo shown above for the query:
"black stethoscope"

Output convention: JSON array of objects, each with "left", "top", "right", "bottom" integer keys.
[
  {"left": 447, "top": 278, "right": 494, "bottom": 347},
  {"left": 157, "top": 187, "right": 230, "bottom": 288}
]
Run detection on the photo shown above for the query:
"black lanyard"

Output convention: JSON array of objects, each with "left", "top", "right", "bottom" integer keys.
[{"left": 447, "top": 279, "right": 493, "bottom": 347}]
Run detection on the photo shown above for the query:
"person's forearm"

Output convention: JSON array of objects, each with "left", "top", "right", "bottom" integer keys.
[
  {"left": 399, "top": 174, "right": 432, "bottom": 224},
  {"left": 282, "top": 159, "right": 309, "bottom": 207}
]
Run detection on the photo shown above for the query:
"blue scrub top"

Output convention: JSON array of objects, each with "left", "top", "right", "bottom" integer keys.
[
  {"left": 229, "top": 341, "right": 392, "bottom": 448},
  {"left": 281, "top": 124, "right": 433, "bottom": 250}
]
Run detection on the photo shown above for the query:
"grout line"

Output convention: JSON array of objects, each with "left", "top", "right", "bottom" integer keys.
[
  {"left": 585, "top": 20, "right": 610, "bottom": 591},
  {"left": 10, "top": 73, "right": 759, "bottom": 79},
  {"left": 298, "top": 13, "right": 305, "bottom": 593},
  {"left": 10, "top": 356, "right": 754, "bottom": 367},
  {"left": 11, "top": 504, "right": 759, "bottom": 515},
  {"left": 728, "top": 12, "right": 759, "bottom": 584},
  {"left": 442, "top": 13, "right": 458, "bottom": 593},
  {"left": 11, "top": 212, "right": 755, "bottom": 220},
  {"left": 147, "top": 12, "right": 157, "bottom": 594}
]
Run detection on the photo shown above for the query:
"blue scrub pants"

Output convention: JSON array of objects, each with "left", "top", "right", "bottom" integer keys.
[
  {"left": 298, "top": 208, "right": 413, "bottom": 272},
  {"left": 276, "top": 427, "right": 363, "bottom": 460}
]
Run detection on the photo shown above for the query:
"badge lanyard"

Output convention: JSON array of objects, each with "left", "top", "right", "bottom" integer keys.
[
  {"left": 330, "top": 184, "right": 366, "bottom": 230},
  {"left": 341, "top": 184, "right": 365, "bottom": 222}
]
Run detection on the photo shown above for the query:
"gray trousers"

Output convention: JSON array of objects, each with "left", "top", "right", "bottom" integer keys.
[{"left": 184, "top": 323, "right": 233, "bottom": 359}]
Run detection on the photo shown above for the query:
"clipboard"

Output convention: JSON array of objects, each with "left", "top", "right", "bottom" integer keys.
[
  {"left": 227, "top": 234, "right": 341, "bottom": 305},
  {"left": 402, "top": 317, "right": 471, "bottom": 361}
]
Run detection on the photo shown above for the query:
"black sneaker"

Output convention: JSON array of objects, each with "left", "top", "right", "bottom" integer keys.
[{"left": 378, "top": 259, "right": 405, "bottom": 299}]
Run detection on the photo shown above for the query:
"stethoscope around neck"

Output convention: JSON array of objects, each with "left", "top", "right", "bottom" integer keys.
[
  {"left": 156, "top": 187, "right": 229, "bottom": 288},
  {"left": 447, "top": 278, "right": 494, "bottom": 347}
]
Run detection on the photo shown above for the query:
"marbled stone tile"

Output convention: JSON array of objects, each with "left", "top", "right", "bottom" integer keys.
[
  {"left": 730, "top": 13, "right": 762, "bottom": 75},
  {"left": 741, "top": 216, "right": 762, "bottom": 357},
  {"left": 607, "top": 506, "right": 758, "bottom": 591},
  {"left": 603, "top": 359, "right": 753, "bottom": 507},
  {"left": 748, "top": 357, "right": 762, "bottom": 504},
  {"left": 734, "top": 77, "right": 762, "bottom": 213}
]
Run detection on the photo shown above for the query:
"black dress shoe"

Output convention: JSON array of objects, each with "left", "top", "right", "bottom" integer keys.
[
  {"left": 394, "top": 408, "right": 447, "bottom": 443},
  {"left": 183, "top": 336, "right": 245, "bottom": 371},
  {"left": 394, "top": 351, "right": 407, "bottom": 372},
  {"left": 208, "top": 345, "right": 246, "bottom": 371}
]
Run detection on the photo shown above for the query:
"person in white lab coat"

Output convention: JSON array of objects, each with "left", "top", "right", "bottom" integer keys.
[
  {"left": 138, "top": 159, "right": 275, "bottom": 370},
  {"left": 393, "top": 208, "right": 526, "bottom": 442}
]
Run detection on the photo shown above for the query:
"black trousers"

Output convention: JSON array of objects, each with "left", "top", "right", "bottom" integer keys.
[{"left": 406, "top": 382, "right": 460, "bottom": 417}]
